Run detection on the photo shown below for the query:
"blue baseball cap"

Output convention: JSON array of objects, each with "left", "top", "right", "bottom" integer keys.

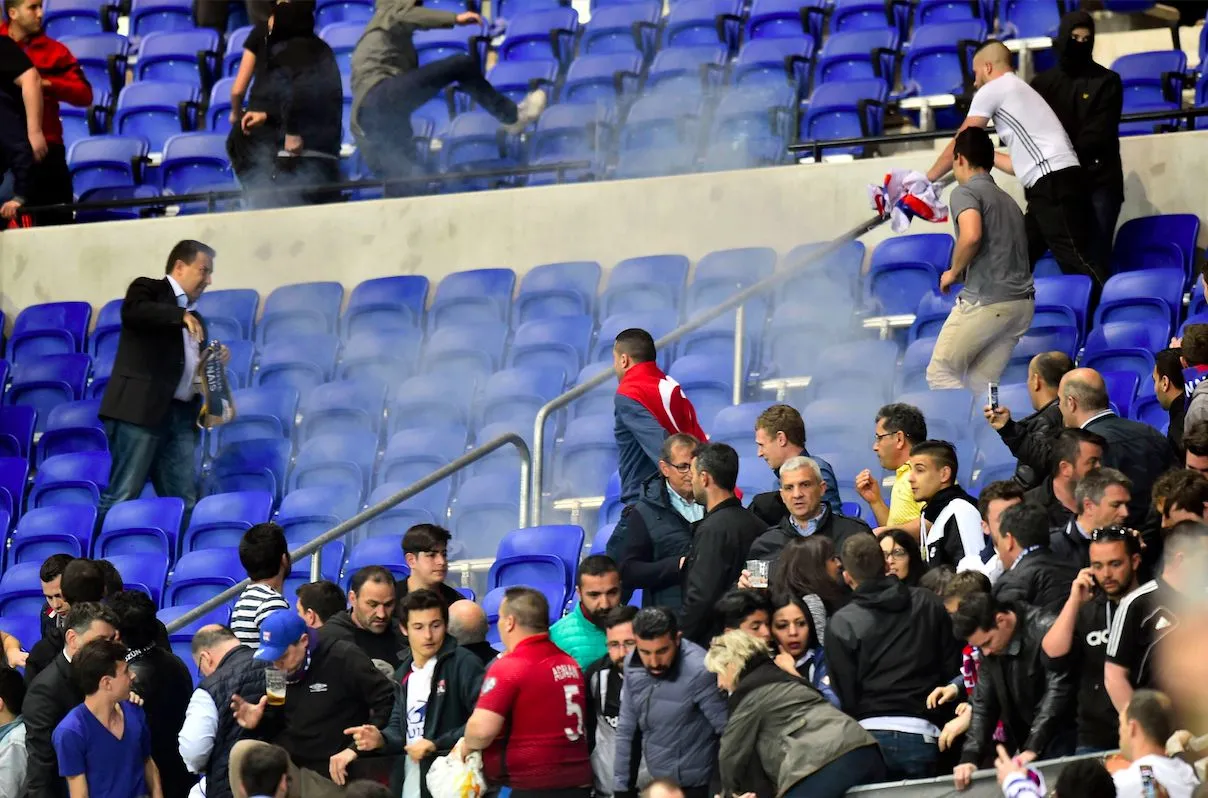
[{"left": 253, "top": 609, "right": 309, "bottom": 662}]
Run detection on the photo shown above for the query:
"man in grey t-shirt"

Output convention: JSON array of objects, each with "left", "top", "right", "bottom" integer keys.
[{"left": 927, "top": 127, "right": 1035, "bottom": 391}]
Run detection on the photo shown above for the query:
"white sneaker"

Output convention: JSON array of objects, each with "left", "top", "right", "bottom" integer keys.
[{"left": 502, "top": 88, "right": 547, "bottom": 134}]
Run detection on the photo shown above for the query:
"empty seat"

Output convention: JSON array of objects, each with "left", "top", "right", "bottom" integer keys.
[
  {"left": 182, "top": 490, "right": 274, "bottom": 552},
  {"left": 668, "top": 354, "right": 732, "bottom": 432},
  {"left": 9, "top": 301, "right": 91, "bottom": 365},
  {"left": 158, "top": 603, "right": 232, "bottom": 681},
  {"left": 601, "top": 254, "right": 690, "bottom": 318},
  {"left": 642, "top": 45, "right": 728, "bottom": 97},
  {"left": 896, "top": 389, "right": 975, "bottom": 442},
  {"left": 254, "top": 334, "right": 341, "bottom": 398},
  {"left": 129, "top": 0, "right": 193, "bottom": 35},
  {"left": 799, "top": 78, "right": 888, "bottom": 156},
  {"left": 319, "top": 21, "right": 362, "bottom": 74},
  {"left": 379, "top": 426, "right": 468, "bottom": 486},
  {"left": 413, "top": 23, "right": 485, "bottom": 67},
  {"left": 165, "top": 549, "right": 239, "bottom": 606},
  {"left": 208, "top": 438, "right": 292, "bottom": 502},
  {"left": 478, "top": 367, "right": 566, "bottom": 429},
  {"left": 830, "top": 0, "right": 895, "bottom": 31},
  {"left": 88, "top": 298, "right": 124, "bottom": 361},
  {"left": 1111, "top": 213, "right": 1200, "bottom": 280},
  {"left": 161, "top": 132, "right": 232, "bottom": 194},
  {"left": 507, "top": 316, "right": 592, "bottom": 381},
  {"left": 1001, "top": 0, "right": 1065, "bottom": 38},
  {"left": 468, "top": 420, "right": 534, "bottom": 478},
  {"left": 580, "top": 2, "right": 660, "bottom": 56},
  {"left": 1082, "top": 322, "right": 1165, "bottom": 381},
  {"left": 214, "top": 385, "right": 299, "bottom": 451},
  {"left": 257, "top": 281, "right": 344, "bottom": 344},
  {"left": 901, "top": 20, "right": 986, "bottom": 97},
  {"left": 223, "top": 26, "right": 254, "bottom": 75},
  {"left": 298, "top": 379, "right": 387, "bottom": 442},
  {"left": 388, "top": 375, "right": 476, "bottom": 433},
  {"left": 337, "top": 329, "right": 423, "bottom": 389},
  {"left": 45, "top": 0, "right": 118, "bottom": 36},
  {"left": 515, "top": 261, "right": 601, "bottom": 324},
  {"left": 289, "top": 430, "right": 379, "bottom": 501},
  {"left": 815, "top": 29, "right": 898, "bottom": 84},
  {"left": 8, "top": 355, "right": 92, "bottom": 434},
  {"left": 94, "top": 496, "right": 185, "bottom": 558},
  {"left": 867, "top": 233, "right": 954, "bottom": 314},
  {"left": 277, "top": 486, "right": 358, "bottom": 575},
  {"left": 430, "top": 269, "right": 516, "bottom": 328},
  {"left": 1093, "top": 269, "right": 1184, "bottom": 332},
  {"left": 811, "top": 339, "right": 900, "bottom": 403},
  {"left": 9, "top": 504, "right": 96, "bottom": 565},
  {"left": 0, "top": 457, "right": 29, "bottom": 521},
  {"left": 663, "top": 0, "right": 743, "bottom": 52},
  {"left": 488, "top": 524, "right": 585, "bottom": 593},
  {"left": 560, "top": 52, "right": 643, "bottom": 105},
  {"left": 39, "top": 399, "right": 105, "bottom": 464},
  {"left": 115, "top": 81, "right": 200, "bottom": 152},
  {"left": 421, "top": 323, "right": 508, "bottom": 384},
  {"left": 450, "top": 473, "right": 522, "bottom": 558},
  {"left": 363, "top": 481, "right": 452, "bottom": 537},
  {"left": 1111, "top": 51, "right": 1187, "bottom": 136},
  {"left": 0, "top": 562, "right": 48, "bottom": 616},
  {"left": 68, "top": 136, "right": 148, "bottom": 196},
  {"left": 908, "top": 290, "right": 958, "bottom": 343},
  {"left": 1103, "top": 370, "right": 1140, "bottom": 419},
  {"left": 554, "top": 414, "right": 617, "bottom": 498},
  {"left": 342, "top": 536, "right": 410, "bottom": 589},
  {"left": 0, "top": 406, "right": 35, "bottom": 460},
  {"left": 802, "top": 397, "right": 883, "bottom": 453},
  {"left": 731, "top": 37, "right": 813, "bottom": 96},
  {"left": 342, "top": 276, "right": 429, "bottom": 337},
  {"left": 897, "top": 337, "right": 937, "bottom": 394},
  {"left": 136, "top": 29, "right": 221, "bottom": 84},
  {"left": 591, "top": 312, "right": 677, "bottom": 365},
  {"left": 745, "top": 0, "right": 827, "bottom": 41},
  {"left": 1034, "top": 274, "right": 1093, "bottom": 334},
  {"left": 316, "top": 0, "right": 372, "bottom": 25},
  {"left": 570, "top": 362, "right": 619, "bottom": 419},
  {"left": 30, "top": 451, "right": 109, "bottom": 509},
  {"left": 193, "top": 288, "right": 259, "bottom": 342},
  {"left": 710, "top": 401, "right": 773, "bottom": 458},
  {"left": 499, "top": 8, "right": 579, "bottom": 66}
]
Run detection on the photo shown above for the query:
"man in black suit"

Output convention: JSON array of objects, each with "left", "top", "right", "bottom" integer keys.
[
  {"left": 991, "top": 503, "right": 1078, "bottom": 612},
  {"left": 23, "top": 602, "right": 119, "bottom": 798},
  {"left": 96, "top": 240, "right": 218, "bottom": 528},
  {"left": 1058, "top": 368, "right": 1176, "bottom": 566}
]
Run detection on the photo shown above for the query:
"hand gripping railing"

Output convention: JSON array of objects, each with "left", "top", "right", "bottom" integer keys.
[
  {"left": 527, "top": 180, "right": 955, "bottom": 525},
  {"left": 164, "top": 433, "right": 531, "bottom": 634}
]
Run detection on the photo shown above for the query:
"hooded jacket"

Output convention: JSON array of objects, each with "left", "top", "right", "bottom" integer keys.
[
  {"left": 679, "top": 497, "right": 767, "bottom": 644},
  {"left": 319, "top": 609, "right": 408, "bottom": 669},
  {"left": 746, "top": 504, "right": 871, "bottom": 563},
  {"left": 718, "top": 655, "right": 878, "bottom": 798},
  {"left": 825, "top": 576, "right": 962, "bottom": 729},
  {"left": 1030, "top": 11, "right": 1123, "bottom": 199},
  {"left": 617, "top": 474, "right": 694, "bottom": 610}
]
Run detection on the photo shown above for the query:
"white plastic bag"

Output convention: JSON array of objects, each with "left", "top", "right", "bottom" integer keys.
[{"left": 426, "top": 749, "right": 487, "bottom": 798}]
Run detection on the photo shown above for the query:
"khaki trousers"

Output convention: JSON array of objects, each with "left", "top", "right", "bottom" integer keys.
[{"left": 926, "top": 297, "right": 1034, "bottom": 390}]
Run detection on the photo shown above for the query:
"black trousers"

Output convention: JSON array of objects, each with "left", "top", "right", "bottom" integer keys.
[
  {"left": 358, "top": 54, "right": 517, "bottom": 188},
  {"left": 1024, "top": 165, "right": 1107, "bottom": 290},
  {"left": 27, "top": 143, "right": 73, "bottom": 226}
]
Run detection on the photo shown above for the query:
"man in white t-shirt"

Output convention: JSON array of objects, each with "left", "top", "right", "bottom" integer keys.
[
  {"left": 927, "top": 41, "right": 1106, "bottom": 288},
  {"left": 1113, "top": 689, "right": 1200, "bottom": 798}
]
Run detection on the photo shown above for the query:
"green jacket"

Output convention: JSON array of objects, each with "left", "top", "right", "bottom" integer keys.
[{"left": 550, "top": 604, "right": 606, "bottom": 669}]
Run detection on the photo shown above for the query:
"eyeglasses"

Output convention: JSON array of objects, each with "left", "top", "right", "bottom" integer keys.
[
  {"left": 663, "top": 461, "right": 692, "bottom": 473},
  {"left": 884, "top": 547, "right": 908, "bottom": 561},
  {"left": 1090, "top": 526, "right": 1141, "bottom": 543},
  {"left": 873, "top": 431, "right": 897, "bottom": 443}
]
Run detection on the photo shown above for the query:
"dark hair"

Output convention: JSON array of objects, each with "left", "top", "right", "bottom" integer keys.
[
  {"left": 61, "top": 559, "right": 105, "bottom": 605},
  {"left": 0, "top": 666, "right": 24, "bottom": 715},
  {"left": 502, "top": 587, "right": 549, "bottom": 632},
  {"left": 767, "top": 591, "right": 818, "bottom": 650},
  {"left": 107, "top": 590, "right": 159, "bottom": 650},
  {"left": 614, "top": 328, "right": 656, "bottom": 363},
  {"left": 397, "top": 588, "right": 449, "bottom": 626},
  {"left": 1126, "top": 689, "right": 1176, "bottom": 746},
  {"left": 941, "top": 570, "right": 992, "bottom": 605},
  {"left": 577, "top": 555, "right": 619, "bottom": 584},
  {"left": 977, "top": 480, "right": 1025, "bottom": 521},
  {"left": 1052, "top": 758, "right": 1117, "bottom": 798},
  {"left": 350, "top": 565, "right": 397, "bottom": 596},
  {"left": 96, "top": 559, "right": 125, "bottom": 597},
  {"left": 998, "top": 503, "right": 1052, "bottom": 548},
  {"left": 296, "top": 581, "right": 346, "bottom": 622},
  {"left": 755, "top": 404, "right": 806, "bottom": 448},
  {"left": 1031, "top": 351, "right": 1074, "bottom": 390},
  {"left": 950, "top": 592, "right": 1006, "bottom": 639},
  {"left": 694, "top": 442, "right": 739, "bottom": 492},
  {"left": 910, "top": 440, "right": 958, "bottom": 485},
  {"left": 876, "top": 528, "right": 926, "bottom": 586},
  {"left": 239, "top": 523, "right": 290, "bottom": 581},
  {"left": 769, "top": 536, "right": 847, "bottom": 610},
  {"left": 1185, "top": 422, "right": 1208, "bottom": 459},
  {"left": 239, "top": 743, "right": 290, "bottom": 797},
  {"left": 64, "top": 601, "right": 119, "bottom": 637},
  {"left": 1052, "top": 428, "right": 1107, "bottom": 477},
  {"left": 191, "top": 625, "right": 237, "bottom": 656},
  {"left": 1165, "top": 471, "right": 1208, "bottom": 520},
  {"left": 660, "top": 433, "right": 698, "bottom": 464},
  {"left": 714, "top": 589, "right": 771, "bottom": 632},
  {"left": 1154, "top": 348, "right": 1185, "bottom": 391},
  {"left": 1182, "top": 324, "right": 1208, "bottom": 367},
  {"left": 344, "top": 781, "right": 392, "bottom": 798},
  {"left": 953, "top": 126, "right": 994, "bottom": 171},
  {"left": 1153, "top": 467, "right": 1201, "bottom": 508},
  {"left": 402, "top": 523, "right": 452, "bottom": 556},
  {"left": 39, "top": 553, "right": 74, "bottom": 584},
  {"left": 164, "top": 239, "right": 215, "bottom": 275},
  {"left": 876, "top": 403, "right": 927, "bottom": 444},
  {"left": 632, "top": 607, "right": 678, "bottom": 640},
  {"left": 840, "top": 533, "right": 884, "bottom": 583},
  {"left": 1090, "top": 525, "right": 1143, "bottom": 557},
  {"left": 600, "top": 604, "right": 638, "bottom": 630},
  {"left": 73, "top": 638, "right": 129, "bottom": 695},
  {"left": 918, "top": 565, "right": 955, "bottom": 597}
]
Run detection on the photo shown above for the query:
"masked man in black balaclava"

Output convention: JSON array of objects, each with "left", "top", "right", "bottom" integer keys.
[{"left": 1030, "top": 10, "right": 1124, "bottom": 271}]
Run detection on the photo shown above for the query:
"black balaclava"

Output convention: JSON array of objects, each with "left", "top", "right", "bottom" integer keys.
[
  {"left": 1056, "top": 9, "right": 1096, "bottom": 74},
  {"left": 270, "top": 1, "right": 316, "bottom": 43}
]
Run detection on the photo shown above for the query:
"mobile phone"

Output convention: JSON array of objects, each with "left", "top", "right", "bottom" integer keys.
[
  {"left": 988, "top": 382, "right": 1000, "bottom": 409},
  {"left": 1140, "top": 765, "right": 1158, "bottom": 798}
]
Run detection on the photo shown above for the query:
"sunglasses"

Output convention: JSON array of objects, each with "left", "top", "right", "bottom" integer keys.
[{"left": 1090, "top": 525, "right": 1141, "bottom": 543}]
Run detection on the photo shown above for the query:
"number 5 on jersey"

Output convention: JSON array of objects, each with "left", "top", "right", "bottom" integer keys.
[{"left": 563, "top": 685, "right": 585, "bottom": 742}]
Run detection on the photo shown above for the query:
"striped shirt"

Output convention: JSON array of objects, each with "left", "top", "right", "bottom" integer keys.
[
  {"left": 231, "top": 584, "right": 290, "bottom": 649},
  {"left": 1105, "top": 578, "right": 1177, "bottom": 690},
  {"left": 967, "top": 72, "right": 1080, "bottom": 190}
]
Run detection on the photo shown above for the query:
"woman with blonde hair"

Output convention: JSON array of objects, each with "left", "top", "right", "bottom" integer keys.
[{"left": 705, "top": 630, "right": 885, "bottom": 798}]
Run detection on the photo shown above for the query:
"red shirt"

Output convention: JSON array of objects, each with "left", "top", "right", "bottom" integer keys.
[
  {"left": 476, "top": 634, "right": 592, "bottom": 790},
  {"left": 616, "top": 360, "right": 709, "bottom": 443},
  {"left": 0, "top": 24, "right": 92, "bottom": 146}
]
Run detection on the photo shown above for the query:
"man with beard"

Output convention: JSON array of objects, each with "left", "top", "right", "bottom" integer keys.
[
  {"left": 551, "top": 556, "right": 623, "bottom": 668},
  {"left": 320, "top": 566, "right": 406, "bottom": 669},
  {"left": 1042, "top": 525, "right": 1142, "bottom": 754},
  {"left": 615, "top": 608, "right": 727, "bottom": 798},
  {"left": 584, "top": 606, "right": 639, "bottom": 798}
]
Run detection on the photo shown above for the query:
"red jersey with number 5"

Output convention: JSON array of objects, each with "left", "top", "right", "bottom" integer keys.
[{"left": 475, "top": 633, "right": 592, "bottom": 789}]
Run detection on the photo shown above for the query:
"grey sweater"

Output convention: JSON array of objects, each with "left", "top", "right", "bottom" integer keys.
[
  {"left": 1184, "top": 380, "right": 1208, "bottom": 435},
  {"left": 349, "top": 0, "right": 458, "bottom": 137}
]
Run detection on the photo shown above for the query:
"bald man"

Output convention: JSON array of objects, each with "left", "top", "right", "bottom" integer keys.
[
  {"left": 927, "top": 41, "right": 1105, "bottom": 288},
  {"left": 1058, "top": 368, "right": 1175, "bottom": 563},
  {"left": 447, "top": 600, "right": 497, "bottom": 667}
]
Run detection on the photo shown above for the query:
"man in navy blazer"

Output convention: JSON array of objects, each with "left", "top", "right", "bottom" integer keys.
[{"left": 96, "top": 239, "right": 217, "bottom": 527}]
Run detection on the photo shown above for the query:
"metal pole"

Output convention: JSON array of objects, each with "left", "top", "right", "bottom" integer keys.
[
  {"left": 308, "top": 552, "right": 321, "bottom": 582},
  {"left": 732, "top": 304, "right": 745, "bottom": 406}
]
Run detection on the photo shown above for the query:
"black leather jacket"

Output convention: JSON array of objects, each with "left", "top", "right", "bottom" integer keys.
[{"left": 959, "top": 604, "right": 1076, "bottom": 765}]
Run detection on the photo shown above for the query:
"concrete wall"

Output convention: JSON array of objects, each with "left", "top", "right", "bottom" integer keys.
[{"left": 1, "top": 129, "right": 1205, "bottom": 323}]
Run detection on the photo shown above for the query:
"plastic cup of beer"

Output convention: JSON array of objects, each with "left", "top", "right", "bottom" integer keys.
[
  {"left": 746, "top": 560, "right": 770, "bottom": 589},
  {"left": 265, "top": 668, "right": 287, "bottom": 706}
]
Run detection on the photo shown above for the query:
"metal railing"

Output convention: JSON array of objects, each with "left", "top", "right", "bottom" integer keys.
[{"left": 164, "top": 432, "right": 531, "bottom": 633}]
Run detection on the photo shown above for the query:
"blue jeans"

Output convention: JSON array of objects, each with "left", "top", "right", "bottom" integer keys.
[
  {"left": 98, "top": 400, "right": 199, "bottom": 524},
  {"left": 869, "top": 729, "right": 938, "bottom": 781},
  {"left": 784, "top": 745, "right": 887, "bottom": 798}
]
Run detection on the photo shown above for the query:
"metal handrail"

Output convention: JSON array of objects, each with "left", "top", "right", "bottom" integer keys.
[{"left": 164, "top": 432, "right": 532, "bottom": 634}]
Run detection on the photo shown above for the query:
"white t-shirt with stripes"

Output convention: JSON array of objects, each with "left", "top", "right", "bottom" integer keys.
[
  {"left": 231, "top": 583, "right": 291, "bottom": 649},
  {"left": 967, "top": 71, "right": 1080, "bottom": 190}
]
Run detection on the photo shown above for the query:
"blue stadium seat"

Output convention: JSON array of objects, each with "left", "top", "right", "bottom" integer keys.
[
  {"left": 468, "top": 420, "right": 537, "bottom": 478},
  {"left": 591, "top": 312, "right": 677, "bottom": 366},
  {"left": 336, "top": 330, "right": 423, "bottom": 390},
  {"left": 866, "top": 233, "right": 953, "bottom": 314},
  {"left": 689, "top": 248, "right": 777, "bottom": 312},
  {"left": 223, "top": 26, "right": 253, "bottom": 75},
  {"left": 208, "top": 77, "right": 237, "bottom": 133},
  {"left": 430, "top": 269, "right": 516, "bottom": 328},
  {"left": 45, "top": 0, "right": 117, "bottom": 36},
  {"left": 379, "top": 426, "right": 468, "bottom": 486},
  {"left": 298, "top": 379, "right": 386, "bottom": 442},
  {"left": 0, "top": 615, "right": 41, "bottom": 651},
  {"left": 1111, "top": 213, "right": 1200, "bottom": 280},
  {"left": 598, "top": 470, "right": 622, "bottom": 527},
  {"left": 478, "top": 367, "right": 566, "bottom": 428},
  {"left": 507, "top": 316, "right": 592, "bottom": 380},
  {"left": 1034, "top": 274, "right": 1093, "bottom": 334},
  {"left": 998, "top": 327, "right": 1078, "bottom": 384},
  {"left": 8, "top": 505, "right": 96, "bottom": 565},
  {"left": 414, "top": 23, "right": 486, "bottom": 67},
  {"left": 316, "top": 0, "right": 372, "bottom": 26},
  {"left": 908, "top": 290, "right": 958, "bottom": 343},
  {"left": 830, "top": 0, "right": 895, "bottom": 32},
  {"left": 214, "top": 386, "right": 298, "bottom": 452},
  {"left": 0, "top": 457, "right": 29, "bottom": 522},
  {"left": 901, "top": 20, "right": 987, "bottom": 97},
  {"left": 195, "top": 288, "right": 259, "bottom": 342},
  {"left": 810, "top": 339, "right": 900, "bottom": 403},
  {"left": 762, "top": 301, "right": 850, "bottom": 378},
  {"left": 897, "top": 337, "right": 936, "bottom": 394},
  {"left": 1112, "top": 51, "right": 1187, "bottom": 135},
  {"left": 499, "top": 8, "right": 579, "bottom": 67},
  {"left": 570, "top": 362, "right": 618, "bottom": 419},
  {"left": 29, "top": 451, "right": 109, "bottom": 509},
  {"left": 1002, "top": 0, "right": 1069, "bottom": 38},
  {"left": 161, "top": 132, "right": 232, "bottom": 194},
  {"left": 363, "top": 481, "right": 451, "bottom": 537},
  {"left": 289, "top": 430, "right": 379, "bottom": 501},
  {"left": 254, "top": 334, "right": 341, "bottom": 398},
  {"left": 1082, "top": 322, "right": 1166, "bottom": 382},
  {"left": 342, "top": 536, "right": 410, "bottom": 589},
  {"left": 39, "top": 399, "right": 105, "bottom": 464},
  {"left": 68, "top": 135, "right": 149, "bottom": 196},
  {"left": 668, "top": 354, "right": 732, "bottom": 432},
  {"left": 896, "top": 389, "right": 975, "bottom": 442},
  {"left": 61, "top": 33, "right": 128, "bottom": 96},
  {"left": 277, "top": 486, "right": 358, "bottom": 574},
  {"left": 157, "top": 604, "right": 232, "bottom": 682},
  {"left": 1103, "top": 370, "right": 1140, "bottom": 419},
  {"left": 165, "top": 549, "right": 238, "bottom": 606},
  {"left": 94, "top": 496, "right": 184, "bottom": 558},
  {"left": 9, "top": 301, "right": 91, "bottom": 365},
  {"left": 0, "top": 563, "right": 47, "bottom": 616},
  {"left": 182, "top": 490, "right": 274, "bottom": 552},
  {"left": 601, "top": 254, "right": 690, "bottom": 318},
  {"left": 451, "top": 473, "right": 522, "bottom": 558},
  {"left": 1131, "top": 393, "right": 1166, "bottom": 430},
  {"left": 257, "top": 281, "right": 344, "bottom": 344},
  {"left": 731, "top": 37, "right": 813, "bottom": 96},
  {"left": 515, "top": 261, "right": 601, "bottom": 324},
  {"left": 553, "top": 414, "right": 617, "bottom": 498},
  {"left": 103, "top": 553, "right": 168, "bottom": 605},
  {"left": 1093, "top": 269, "right": 1184, "bottom": 332},
  {"left": 591, "top": 522, "right": 617, "bottom": 554},
  {"left": 319, "top": 21, "right": 362, "bottom": 74},
  {"left": 89, "top": 298, "right": 123, "bottom": 361},
  {"left": 710, "top": 401, "right": 773, "bottom": 458},
  {"left": 129, "top": 0, "right": 193, "bottom": 35},
  {"left": 815, "top": 29, "right": 898, "bottom": 84},
  {"left": 745, "top": 0, "right": 827, "bottom": 42},
  {"left": 115, "top": 81, "right": 200, "bottom": 152},
  {"left": 388, "top": 375, "right": 476, "bottom": 433},
  {"left": 7, "top": 355, "right": 92, "bottom": 433},
  {"left": 341, "top": 276, "right": 428, "bottom": 339},
  {"left": 136, "top": 29, "right": 221, "bottom": 85},
  {"left": 708, "top": 84, "right": 796, "bottom": 151},
  {"left": 560, "top": 52, "right": 643, "bottom": 105},
  {"left": 912, "top": 0, "right": 981, "bottom": 25},
  {"left": 799, "top": 78, "right": 888, "bottom": 156},
  {"left": 580, "top": 2, "right": 660, "bottom": 57},
  {"left": 489, "top": 524, "right": 585, "bottom": 593},
  {"left": 643, "top": 46, "right": 728, "bottom": 99},
  {"left": 421, "top": 323, "right": 508, "bottom": 385},
  {"left": 780, "top": 240, "right": 866, "bottom": 300},
  {"left": 663, "top": 0, "right": 743, "bottom": 52},
  {"left": 208, "top": 438, "right": 291, "bottom": 503},
  {"left": 0, "top": 407, "right": 34, "bottom": 460}
]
